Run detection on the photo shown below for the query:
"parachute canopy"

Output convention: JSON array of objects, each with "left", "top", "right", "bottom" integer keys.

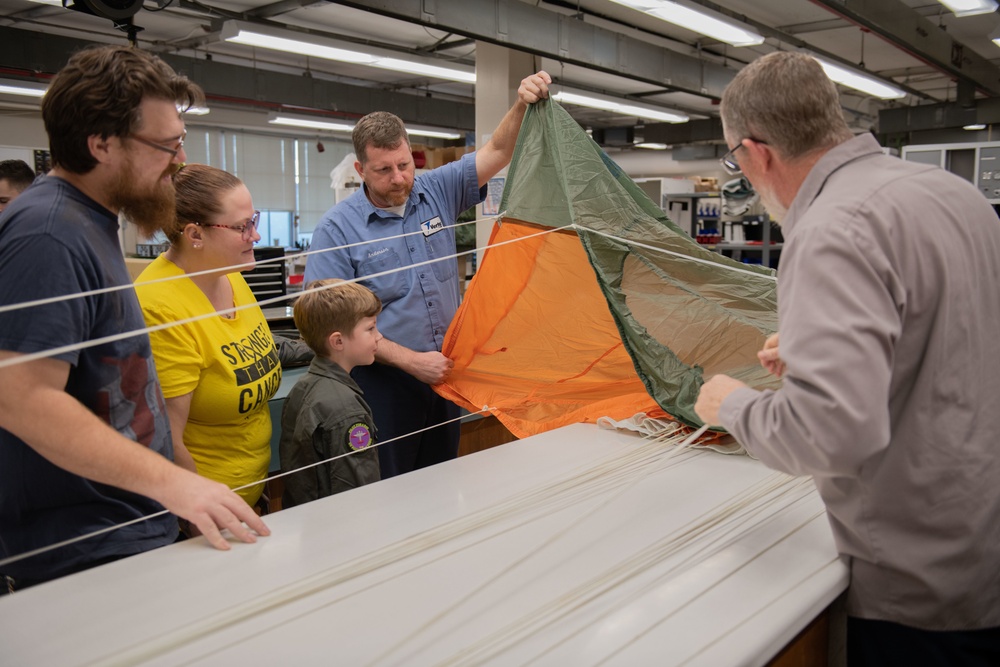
[{"left": 437, "top": 100, "right": 780, "bottom": 438}]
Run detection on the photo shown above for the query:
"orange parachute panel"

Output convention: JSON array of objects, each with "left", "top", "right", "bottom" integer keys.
[{"left": 437, "top": 220, "right": 662, "bottom": 439}]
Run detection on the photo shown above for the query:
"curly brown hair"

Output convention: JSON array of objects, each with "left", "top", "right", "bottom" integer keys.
[{"left": 42, "top": 45, "right": 203, "bottom": 174}]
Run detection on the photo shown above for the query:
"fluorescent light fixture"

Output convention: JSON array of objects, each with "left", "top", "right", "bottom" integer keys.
[
  {"left": 964, "top": 123, "right": 987, "bottom": 130},
  {"left": 633, "top": 142, "right": 669, "bottom": 150},
  {"left": 377, "top": 59, "right": 475, "bottom": 84},
  {"left": 812, "top": 57, "right": 906, "bottom": 100},
  {"left": 406, "top": 126, "right": 463, "bottom": 140},
  {"left": 553, "top": 89, "right": 688, "bottom": 123},
  {"left": 937, "top": 0, "right": 998, "bottom": 17},
  {"left": 270, "top": 115, "right": 461, "bottom": 139},
  {"left": 221, "top": 21, "right": 476, "bottom": 84},
  {"left": 270, "top": 116, "right": 355, "bottom": 133},
  {"left": 0, "top": 83, "right": 47, "bottom": 98},
  {"left": 26, "top": 0, "right": 62, "bottom": 5},
  {"left": 180, "top": 105, "right": 210, "bottom": 115},
  {"left": 608, "top": 0, "right": 764, "bottom": 47}
]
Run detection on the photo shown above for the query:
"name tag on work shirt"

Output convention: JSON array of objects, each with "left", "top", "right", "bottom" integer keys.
[{"left": 421, "top": 217, "right": 444, "bottom": 237}]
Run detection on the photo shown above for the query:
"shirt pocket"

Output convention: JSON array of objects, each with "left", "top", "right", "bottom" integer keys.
[
  {"left": 358, "top": 249, "right": 411, "bottom": 305},
  {"left": 426, "top": 228, "right": 457, "bottom": 283}
]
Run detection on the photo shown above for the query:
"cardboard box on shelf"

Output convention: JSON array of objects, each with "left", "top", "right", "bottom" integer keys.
[
  {"left": 412, "top": 144, "right": 473, "bottom": 170},
  {"left": 425, "top": 148, "right": 448, "bottom": 169},
  {"left": 691, "top": 176, "right": 719, "bottom": 193}
]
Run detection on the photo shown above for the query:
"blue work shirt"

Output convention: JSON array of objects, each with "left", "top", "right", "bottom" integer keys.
[{"left": 305, "top": 152, "right": 485, "bottom": 353}]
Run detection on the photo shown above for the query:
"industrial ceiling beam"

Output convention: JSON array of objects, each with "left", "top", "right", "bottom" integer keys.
[
  {"left": 809, "top": 0, "right": 1000, "bottom": 97},
  {"left": 0, "top": 26, "right": 476, "bottom": 131},
  {"left": 333, "top": 0, "right": 738, "bottom": 99},
  {"left": 250, "top": 0, "right": 328, "bottom": 20}
]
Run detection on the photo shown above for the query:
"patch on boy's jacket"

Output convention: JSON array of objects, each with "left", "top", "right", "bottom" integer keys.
[{"left": 347, "top": 423, "right": 372, "bottom": 450}]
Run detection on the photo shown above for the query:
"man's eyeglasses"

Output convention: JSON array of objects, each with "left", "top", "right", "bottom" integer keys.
[
  {"left": 195, "top": 210, "right": 261, "bottom": 242},
  {"left": 130, "top": 131, "right": 186, "bottom": 160},
  {"left": 720, "top": 138, "right": 767, "bottom": 176}
]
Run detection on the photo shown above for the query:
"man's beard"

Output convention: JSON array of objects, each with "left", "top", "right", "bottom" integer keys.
[
  {"left": 108, "top": 157, "right": 177, "bottom": 239},
  {"left": 368, "top": 180, "right": 413, "bottom": 208}
]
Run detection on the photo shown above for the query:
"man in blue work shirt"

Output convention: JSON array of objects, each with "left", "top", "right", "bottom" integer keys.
[{"left": 305, "top": 71, "right": 551, "bottom": 478}]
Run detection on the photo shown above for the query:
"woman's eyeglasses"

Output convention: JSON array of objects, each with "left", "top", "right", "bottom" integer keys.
[{"left": 194, "top": 210, "right": 261, "bottom": 242}]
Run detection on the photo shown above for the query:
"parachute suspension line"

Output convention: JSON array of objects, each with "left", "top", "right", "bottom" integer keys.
[
  {"left": 0, "top": 224, "right": 574, "bottom": 371},
  {"left": 0, "top": 216, "right": 499, "bottom": 316},
  {"left": 572, "top": 224, "right": 778, "bottom": 282},
  {"left": 443, "top": 473, "right": 818, "bottom": 666},
  {"left": 0, "top": 221, "right": 582, "bottom": 567},
  {"left": 0, "top": 407, "right": 494, "bottom": 571},
  {"left": 85, "top": 426, "right": 711, "bottom": 666}
]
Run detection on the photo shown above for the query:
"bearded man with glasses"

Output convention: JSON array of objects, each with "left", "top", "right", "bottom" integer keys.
[{"left": 0, "top": 45, "right": 269, "bottom": 593}]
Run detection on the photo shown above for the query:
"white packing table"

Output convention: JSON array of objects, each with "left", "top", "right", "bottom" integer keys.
[{"left": 0, "top": 423, "right": 847, "bottom": 666}]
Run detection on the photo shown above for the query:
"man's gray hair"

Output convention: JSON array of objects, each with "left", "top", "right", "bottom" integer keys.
[
  {"left": 352, "top": 111, "right": 409, "bottom": 165},
  {"left": 720, "top": 51, "right": 853, "bottom": 160}
]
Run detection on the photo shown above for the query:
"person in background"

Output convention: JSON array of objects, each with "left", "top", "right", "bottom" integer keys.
[
  {"left": 305, "top": 71, "right": 551, "bottom": 479},
  {"left": 280, "top": 279, "right": 382, "bottom": 508},
  {"left": 136, "top": 164, "right": 310, "bottom": 516},
  {"left": 0, "top": 46, "right": 268, "bottom": 593},
  {"left": 694, "top": 51, "right": 1000, "bottom": 665},
  {"left": 0, "top": 159, "right": 36, "bottom": 213}
]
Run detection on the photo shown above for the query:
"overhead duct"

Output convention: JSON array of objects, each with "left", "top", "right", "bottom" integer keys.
[
  {"left": 878, "top": 100, "right": 1000, "bottom": 134},
  {"left": 592, "top": 126, "right": 635, "bottom": 146},
  {"left": 642, "top": 118, "right": 725, "bottom": 144},
  {"left": 672, "top": 144, "right": 727, "bottom": 161}
]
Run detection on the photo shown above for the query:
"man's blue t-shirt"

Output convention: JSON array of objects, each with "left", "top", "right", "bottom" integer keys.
[{"left": 0, "top": 176, "right": 177, "bottom": 581}]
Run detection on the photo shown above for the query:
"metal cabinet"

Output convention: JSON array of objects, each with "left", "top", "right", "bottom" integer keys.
[
  {"left": 902, "top": 141, "right": 1000, "bottom": 204},
  {"left": 244, "top": 246, "right": 287, "bottom": 302}
]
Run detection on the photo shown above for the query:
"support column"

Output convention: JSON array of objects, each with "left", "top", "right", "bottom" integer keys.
[{"left": 474, "top": 41, "right": 535, "bottom": 254}]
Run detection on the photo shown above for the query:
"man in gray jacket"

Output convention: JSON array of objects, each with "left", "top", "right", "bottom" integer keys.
[{"left": 695, "top": 51, "right": 1000, "bottom": 665}]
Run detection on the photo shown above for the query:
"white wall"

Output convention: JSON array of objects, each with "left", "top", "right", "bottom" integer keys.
[{"left": 0, "top": 114, "right": 49, "bottom": 152}]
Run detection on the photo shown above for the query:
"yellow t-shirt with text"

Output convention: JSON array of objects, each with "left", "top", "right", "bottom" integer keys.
[{"left": 136, "top": 255, "right": 280, "bottom": 506}]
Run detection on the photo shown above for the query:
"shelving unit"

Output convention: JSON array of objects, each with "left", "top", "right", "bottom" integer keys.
[
  {"left": 663, "top": 191, "right": 720, "bottom": 238},
  {"left": 664, "top": 193, "right": 782, "bottom": 268},
  {"left": 700, "top": 215, "right": 783, "bottom": 268}
]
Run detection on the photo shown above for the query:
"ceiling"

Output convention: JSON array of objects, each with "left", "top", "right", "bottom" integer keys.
[{"left": 2, "top": 0, "right": 1000, "bottom": 146}]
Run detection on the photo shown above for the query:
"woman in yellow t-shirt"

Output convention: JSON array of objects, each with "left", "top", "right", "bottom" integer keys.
[{"left": 136, "top": 164, "right": 293, "bottom": 508}]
